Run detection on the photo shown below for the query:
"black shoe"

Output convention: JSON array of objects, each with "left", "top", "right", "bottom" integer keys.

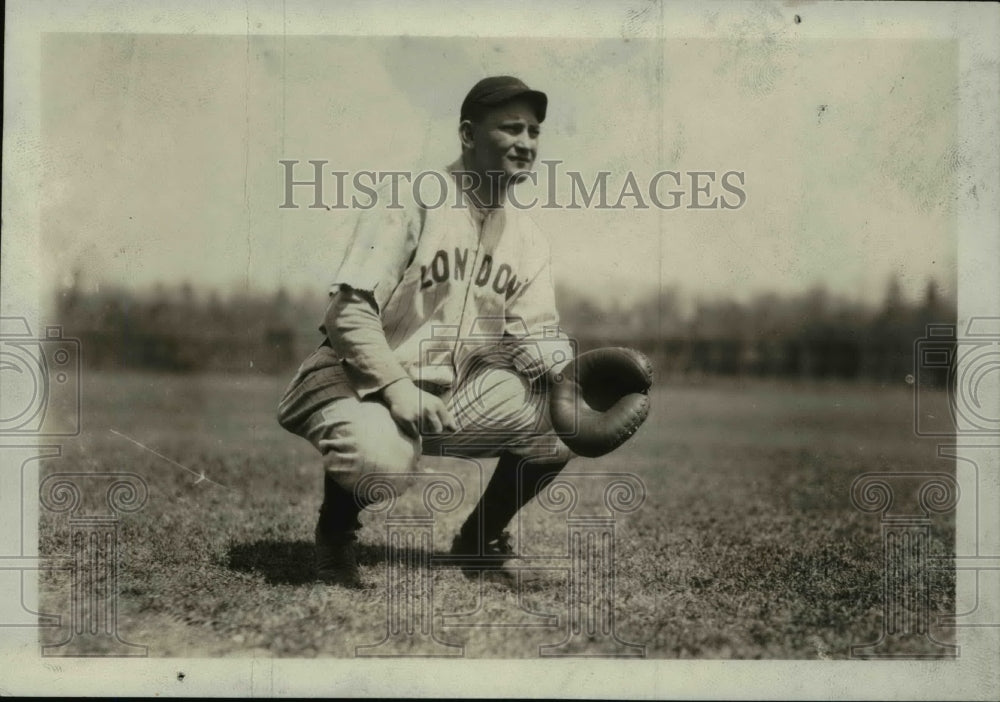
[
  {"left": 449, "top": 529, "right": 515, "bottom": 576},
  {"left": 314, "top": 520, "right": 362, "bottom": 588}
]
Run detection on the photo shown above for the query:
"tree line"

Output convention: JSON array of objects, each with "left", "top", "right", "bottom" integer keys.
[
  {"left": 55, "top": 273, "right": 954, "bottom": 383},
  {"left": 555, "top": 277, "right": 954, "bottom": 383}
]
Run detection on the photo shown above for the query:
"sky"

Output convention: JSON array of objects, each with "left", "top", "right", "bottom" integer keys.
[{"left": 41, "top": 32, "right": 958, "bottom": 309}]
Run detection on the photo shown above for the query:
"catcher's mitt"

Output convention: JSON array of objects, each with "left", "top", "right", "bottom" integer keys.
[{"left": 549, "top": 347, "right": 653, "bottom": 458}]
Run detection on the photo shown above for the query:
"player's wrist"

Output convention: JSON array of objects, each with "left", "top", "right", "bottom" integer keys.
[{"left": 378, "top": 377, "right": 418, "bottom": 405}]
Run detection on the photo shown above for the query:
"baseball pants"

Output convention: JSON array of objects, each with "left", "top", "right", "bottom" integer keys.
[{"left": 291, "top": 362, "right": 573, "bottom": 492}]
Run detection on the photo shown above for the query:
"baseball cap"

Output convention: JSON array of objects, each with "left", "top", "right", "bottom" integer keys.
[{"left": 460, "top": 76, "right": 548, "bottom": 123}]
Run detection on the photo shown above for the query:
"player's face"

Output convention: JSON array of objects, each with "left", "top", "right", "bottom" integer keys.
[{"left": 467, "top": 99, "right": 541, "bottom": 187}]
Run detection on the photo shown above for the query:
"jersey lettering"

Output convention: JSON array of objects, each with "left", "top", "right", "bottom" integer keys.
[
  {"left": 474, "top": 254, "right": 492, "bottom": 286},
  {"left": 418, "top": 248, "right": 523, "bottom": 301}
]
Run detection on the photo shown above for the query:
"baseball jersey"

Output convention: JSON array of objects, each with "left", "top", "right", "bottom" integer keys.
[{"left": 277, "top": 159, "right": 573, "bottom": 431}]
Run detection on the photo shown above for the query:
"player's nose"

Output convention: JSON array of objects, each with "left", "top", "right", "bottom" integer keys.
[{"left": 513, "top": 134, "right": 536, "bottom": 156}]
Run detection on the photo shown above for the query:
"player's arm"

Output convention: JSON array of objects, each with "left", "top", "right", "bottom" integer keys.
[
  {"left": 323, "top": 286, "right": 408, "bottom": 397},
  {"left": 323, "top": 288, "right": 456, "bottom": 438},
  {"left": 325, "top": 188, "right": 455, "bottom": 438}
]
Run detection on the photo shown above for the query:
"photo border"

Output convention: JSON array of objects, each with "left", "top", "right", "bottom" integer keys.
[{"left": 2, "top": 1, "right": 998, "bottom": 698}]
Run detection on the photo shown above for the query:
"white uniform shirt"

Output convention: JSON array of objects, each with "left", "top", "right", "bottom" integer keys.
[{"left": 332, "top": 160, "right": 574, "bottom": 391}]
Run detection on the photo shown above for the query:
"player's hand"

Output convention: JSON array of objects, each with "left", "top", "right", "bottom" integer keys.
[{"left": 379, "top": 379, "right": 458, "bottom": 439}]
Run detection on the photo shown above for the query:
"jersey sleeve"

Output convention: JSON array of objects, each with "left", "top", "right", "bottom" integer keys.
[
  {"left": 330, "top": 182, "right": 423, "bottom": 312},
  {"left": 324, "top": 287, "right": 411, "bottom": 399}
]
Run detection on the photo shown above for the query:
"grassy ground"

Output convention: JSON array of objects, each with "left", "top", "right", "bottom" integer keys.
[{"left": 38, "top": 371, "right": 955, "bottom": 658}]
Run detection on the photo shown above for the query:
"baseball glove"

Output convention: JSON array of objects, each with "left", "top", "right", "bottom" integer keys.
[{"left": 549, "top": 347, "right": 653, "bottom": 458}]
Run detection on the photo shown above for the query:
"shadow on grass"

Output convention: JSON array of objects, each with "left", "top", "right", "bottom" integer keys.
[{"left": 225, "top": 539, "right": 439, "bottom": 586}]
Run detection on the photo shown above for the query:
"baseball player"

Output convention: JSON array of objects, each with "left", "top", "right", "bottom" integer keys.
[{"left": 278, "top": 76, "right": 578, "bottom": 587}]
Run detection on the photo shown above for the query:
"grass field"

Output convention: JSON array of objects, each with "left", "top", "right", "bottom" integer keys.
[{"left": 38, "top": 370, "right": 955, "bottom": 659}]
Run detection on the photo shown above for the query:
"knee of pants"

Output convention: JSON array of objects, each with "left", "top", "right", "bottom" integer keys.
[{"left": 310, "top": 400, "right": 421, "bottom": 491}]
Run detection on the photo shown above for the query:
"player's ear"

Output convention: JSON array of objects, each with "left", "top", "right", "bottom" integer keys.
[{"left": 459, "top": 119, "right": 476, "bottom": 150}]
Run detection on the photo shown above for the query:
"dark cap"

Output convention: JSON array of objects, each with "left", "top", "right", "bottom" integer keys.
[{"left": 460, "top": 75, "right": 548, "bottom": 123}]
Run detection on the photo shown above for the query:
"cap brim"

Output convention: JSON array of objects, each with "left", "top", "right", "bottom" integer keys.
[{"left": 479, "top": 87, "right": 548, "bottom": 122}]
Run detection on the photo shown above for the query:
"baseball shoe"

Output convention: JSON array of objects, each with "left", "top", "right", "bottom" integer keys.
[
  {"left": 449, "top": 529, "right": 516, "bottom": 578},
  {"left": 314, "top": 522, "right": 362, "bottom": 588}
]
